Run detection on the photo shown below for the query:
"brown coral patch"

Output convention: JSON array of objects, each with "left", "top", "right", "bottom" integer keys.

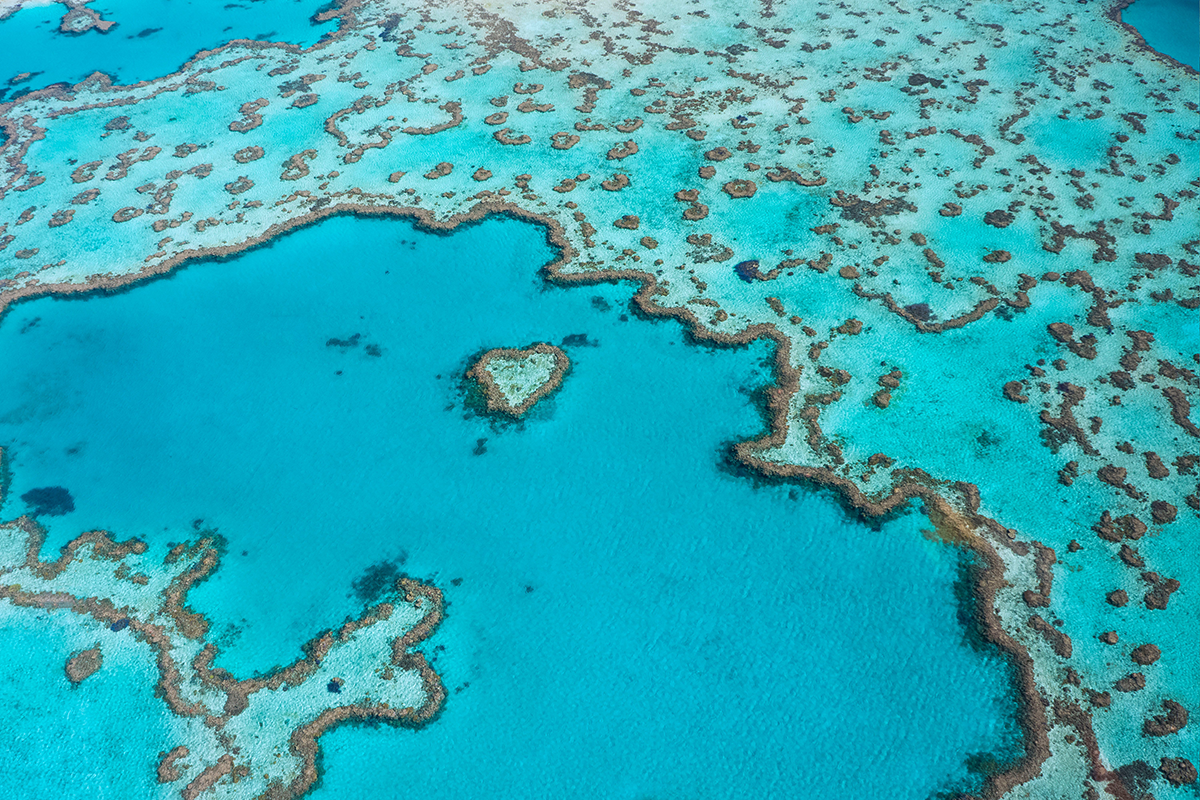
[
  {"left": 1160, "top": 757, "right": 1197, "bottom": 786},
  {"left": 601, "top": 174, "right": 630, "bottom": 192},
  {"left": 607, "top": 140, "right": 638, "bottom": 160},
  {"left": 224, "top": 176, "right": 254, "bottom": 195},
  {"left": 1114, "top": 673, "right": 1145, "bottom": 692},
  {"left": 280, "top": 150, "right": 317, "bottom": 181},
  {"left": 723, "top": 179, "right": 757, "bottom": 198},
  {"left": 1144, "top": 577, "right": 1180, "bottom": 610},
  {"left": 71, "top": 188, "right": 100, "bottom": 205},
  {"left": 1144, "top": 700, "right": 1188, "bottom": 736},
  {"left": 493, "top": 128, "right": 531, "bottom": 145},
  {"left": 1046, "top": 322, "right": 1098, "bottom": 360},
  {"left": 1003, "top": 381, "right": 1029, "bottom": 403},
  {"left": 517, "top": 99, "right": 553, "bottom": 113},
  {"left": 104, "top": 146, "right": 162, "bottom": 181},
  {"left": 65, "top": 646, "right": 102, "bottom": 685},
  {"left": 837, "top": 319, "right": 863, "bottom": 336},
  {"left": 1144, "top": 452, "right": 1169, "bottom": 479},
  {"left": 233, "top": 146, "right": 265, "bottom": 164},
  {"left": 1118, "top": 545, "right": 1144, "bottom": 568},
  {"left": 157, "top": 746, "right": 189, "bottom": 784},
  {"left": 550, "top": 132, "right": 580, "bottom": 150},
  {"left": 984, "top": 209, "right": 1015, "bottom": 228},
  {"left": 182, "top": 754, "right": 234, "bottom": 800},
  {"left": 1093, "top": 511, "right": 1146, "bottom": 542},
  {"left": 829, "top": 192, "right": 915, "bottom": 226},
  {"left": 112, "top": 207, "right": 144, "bottom": 223},
  {"left": 229, "top": 98, "right": 269, "bottom": 133},
  {"left": 70, "top": 160, "right": 102, "bottom": 184},
  {"left": 1150, "top": 500, "right": 1177, "bottom": 524},
  {"left": 765, "top": 166, "right": 826, "bottom": 186},
  {"left": 1162, "top": 387, "right": 1200, "bottom": 437},
  {"left": 402, "top": 101, "right": 463, "bottom": 136},
  {"left": 1028, "top": 615, "right": 1072, "bottom": 658},
  {"left": 1130, "top": 644, "right": 1161, "bottom": 665}
]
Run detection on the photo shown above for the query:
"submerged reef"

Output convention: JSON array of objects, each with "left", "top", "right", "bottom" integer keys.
[
  {"left": 0, "top": 0, "right": 1197, "bottom": 797},
  {"left": 468, "top": 343, "right": 570, "bottom": 417},
  {"left": 63, "top": 643, "right": 102, "bottom": 685},
  {"left": 0, "top": 510, "right": 444, "bottom": 799},
  {"left": 0, "top": 0, "right": 116, "bottom": 34}
]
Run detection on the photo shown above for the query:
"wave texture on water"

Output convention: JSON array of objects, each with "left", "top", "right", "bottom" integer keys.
[{"left": 0, "top": 0, "right": 1196, "bottom": 796}]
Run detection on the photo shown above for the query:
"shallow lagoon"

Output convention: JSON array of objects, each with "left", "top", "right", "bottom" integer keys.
[{"left": 0, "top": 214, "right": 1021, "bottom": 797}]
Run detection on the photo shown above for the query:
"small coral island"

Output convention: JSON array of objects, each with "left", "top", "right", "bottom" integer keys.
[{"left": 468, "top": 343, "right": 570, "bottom": 418}]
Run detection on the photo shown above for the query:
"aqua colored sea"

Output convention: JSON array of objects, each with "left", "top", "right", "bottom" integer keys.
[
  {"left": 13, "top": 0, "right": 1194, "bottom": 795},
  {"left": 0, "top": 212, "right": 1022, "bottom": 797},
  {"left": 0, "top": 0, "right": 335, "bottom": 99},
  {"left": 1121, "top": 0, "right": 1200, "bottom": 71}
]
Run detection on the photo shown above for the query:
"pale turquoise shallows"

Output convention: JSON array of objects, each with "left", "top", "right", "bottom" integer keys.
[{"left": 0, "top": 214, "right": 1020, "bottom": 798}]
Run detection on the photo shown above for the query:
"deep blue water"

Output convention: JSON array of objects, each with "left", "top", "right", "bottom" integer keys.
[
  {"left": 0, "top": 0, "right": 335, "bottom": 99},
  {"left": 0, "top": 214, "right": 1020, "bottom": 797},
  {"left": 1123, "top": 0, "right": 1200, "bottom": 70}
]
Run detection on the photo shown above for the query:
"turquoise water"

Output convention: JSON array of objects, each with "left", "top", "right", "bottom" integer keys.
[
  {"left": 0, "top": 214, "right": 1020, "bottom": 797},
  {"left": 0, "top": 0, "right": 335, "bottom": 97},
  {"left": 1123, "top": 0, "right": 1200, "bottom": 70},
  {"left": 0, "top": 608, "right": 171, "bottom": 799}
]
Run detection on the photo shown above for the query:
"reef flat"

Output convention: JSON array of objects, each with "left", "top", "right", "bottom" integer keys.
[
  {"left": 0, "top": 0, "right": 1196, "bottom": 797},
  {"left": 469, "top": 343, "right": 569, "bottom": 417},
  {"left": 0, "top": 517, "right": 444, "bottom": 799}
]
